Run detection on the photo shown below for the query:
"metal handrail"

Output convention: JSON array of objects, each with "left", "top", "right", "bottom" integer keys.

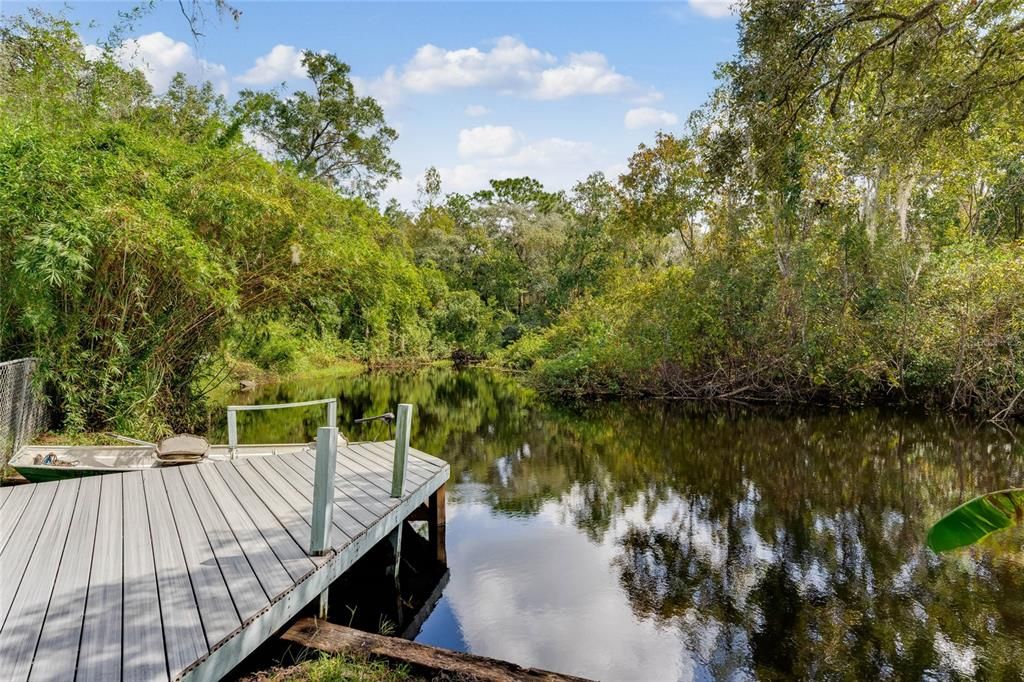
[{"left": 227, "top": 398, "right": 337, "bottom": 457}]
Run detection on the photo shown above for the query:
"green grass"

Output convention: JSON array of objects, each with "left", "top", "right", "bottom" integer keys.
[{"left": 246, "top": 653, "right": 420, "bottom": 682}]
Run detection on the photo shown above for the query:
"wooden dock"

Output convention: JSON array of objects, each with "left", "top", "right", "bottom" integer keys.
[{"left": 0, "top": 439, "right": 449, "bottom": 681}]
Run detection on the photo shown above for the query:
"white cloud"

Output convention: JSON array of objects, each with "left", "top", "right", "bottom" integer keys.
[
  {"left": 689, "top": 0, "right": 736, "bottom": 19},
  {"left": 353, "top": 67, "right": 403, "bottom": 110},
  {"left": 624, "top": 107, "right": 679, "bottom": 130},
  {"left": 502, "top": 137, "right": 593, "bottom": 169},
  {"left": 383, "top": 134, "right": 600, "bottom": 206},
  {"left": 458, "top": 125, "right": 522, "bottom": 158},
  {"left": 390, "top": 126, "right": 599, "bottom": 203},
  {"left": 82, "top": 44, "right": 104, "bottom": 62},
  {"left": 465, "top": 104, "right": 491, "bottom": 116},
  {"left": 106, "top": 32, "right": 228, "bottom": 94},
  {"left": 235, "top": 44, "right": 307, "bottom": 85},
  {"left": 359, "top": 36, "right": 658, "bottom": 104},
  {"left": 533, "top": 52, "right": 634, "bottom": 100},
  {"left": 400, "top": 36, "right": 553, "bottom": 93},
  {"left": 445, "top": 137, "right": 595, "bottom": 194}
]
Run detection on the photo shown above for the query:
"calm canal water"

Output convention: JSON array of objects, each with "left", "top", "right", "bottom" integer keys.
[{"left": 210, "top": 367, "right": 1024, "bottom": 680}]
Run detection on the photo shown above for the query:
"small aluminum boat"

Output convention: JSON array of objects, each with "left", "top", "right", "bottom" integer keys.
[
  {"left": 9, "top": 442, "right": 320, "bottom": 483},
  {"left": 9, "top": 397, "right": 347, "bottom": 483}
]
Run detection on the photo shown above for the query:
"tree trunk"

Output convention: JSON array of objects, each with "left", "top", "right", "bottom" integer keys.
[
  {"left": 896, "top": 170, "right": 918, "bottom": 241},
  {"left": 861, "top": 164, "right": 886, "bottom": 245}
]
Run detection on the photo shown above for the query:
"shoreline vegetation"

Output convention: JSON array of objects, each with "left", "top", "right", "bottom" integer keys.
[
  {"left": 3, "top": 4, "right": 1024, "bottom": 447},
  {"left": 243, "top": 654, "right": 418, "bottom": 682}
]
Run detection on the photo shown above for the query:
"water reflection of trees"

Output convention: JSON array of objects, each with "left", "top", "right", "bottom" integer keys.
[{"left": 212, "top": 368, "right": 1024, "bottom": 677}]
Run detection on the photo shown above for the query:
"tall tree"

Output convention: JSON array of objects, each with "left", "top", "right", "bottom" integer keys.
[
  {"left": 239, "top": 51, "right": 399, "bottom": 199},
  {"left": 617, "top": 132, "right": 706, "bottom": 260}
]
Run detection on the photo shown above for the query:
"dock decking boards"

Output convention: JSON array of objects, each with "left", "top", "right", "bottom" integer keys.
[{"left": 0, "top": 442, "right": 449, "bottom": 682}]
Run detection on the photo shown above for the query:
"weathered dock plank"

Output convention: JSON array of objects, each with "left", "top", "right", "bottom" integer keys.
[
  {"left": 162, "top": 468, "right": 241, "bottom": 647},
  {"left": 0, "top": 479, "right": 79, "bottom": 682},
  {"left": 334, "top": 447, "right": 396, "bottom": 493},
  {"left": 213, "top": 463, "right": 317, "bottom": 582},
  {"left": 0, "top": 443, "right": 449, "bottom": 682},
  {"left": 276, "top": 453, "right": 375, "bottom": 537},
  {"left": 0, "top": 483, "right": 59, "bottom": 628},
  {"left": 348, "top": 443, "right": 429, "bottom": 488},
  {"left": 193, "top": 463, "right": 294, "bottom": 601},
  {"left": 122, "top": 473, "right": 169, "bottom": 682},
  {"left": 143, "top": 469, "right": 210, "bottom": 678},
  {"left": 0, "top": 485, "right": 34, "bottom": 556},
  {"left": 29, "top": 476, "right": 101, "bottom": 682},
  {"left": 77, "top": 474, "right": 124, "bottom": 682},
  {"left": 232, "top": 460, "right": 317, "bottom": 562},
  {"left": 292, "top": 451, "right": 398, "bottom": 522},
  {"left": 260, "top": 455, "right": 360, "bottom": 542},
  {"left": 362, "top": 441, "right": 437, "bottom": 483},
  {"left": 179, "top": 465, "right": 270, "bottom": 622}
]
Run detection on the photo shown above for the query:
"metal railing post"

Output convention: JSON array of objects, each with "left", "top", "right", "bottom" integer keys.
[
  {"left": 227, "top": 408, "right": 238, "bottom": 459},
  {"left": 327, "top": 399, "right": 337, "bottom": 430},
  {"left": 309, "top": 426, "right": 338, "bottom": 556},
  {"left": 390, "top": 403, "right": 412, "bottom": 498}
]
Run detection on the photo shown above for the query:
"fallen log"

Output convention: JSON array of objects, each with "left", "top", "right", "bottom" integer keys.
[{"left": 281, "top": 618, "right": 593, "bottom": 682}]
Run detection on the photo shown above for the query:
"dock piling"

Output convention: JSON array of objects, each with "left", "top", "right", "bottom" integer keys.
[
  {"left": 385, "top": 523, "right": 403, "bottom": 584},
  {"left": 309, "top": 426, "right": 339, "bottom": 556},
  {"left": 390, "top": 404, "right": 412, "bottom": 498},
  {"left": 428, "top": 483, "right": 447, "bottom": 565}
]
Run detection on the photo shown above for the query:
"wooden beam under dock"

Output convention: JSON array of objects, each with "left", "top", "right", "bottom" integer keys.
[{"left": 281, "top": 618, "right": 594, "bottom": 682}]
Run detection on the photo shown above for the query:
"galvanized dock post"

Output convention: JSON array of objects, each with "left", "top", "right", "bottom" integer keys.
[
  {"left": 310, "top": 426, "right": 338, "bottom": 617},
  {"left": 386, "top": 404, "right": 413, "bottom": 583},
  {"left": 390, "top": 403, "right": 412, "bottom": 498}
]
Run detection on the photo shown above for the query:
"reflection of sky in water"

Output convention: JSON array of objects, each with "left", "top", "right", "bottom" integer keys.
[
  {"left": 418, "top": 494, "right": 693, "bottom": 681},
  {"left": 417, "top": 478, "right": 991, "bottom": 681}
]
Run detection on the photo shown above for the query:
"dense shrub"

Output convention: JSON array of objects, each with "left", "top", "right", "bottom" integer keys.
[{"left": 0, "top": 16, "right": 441, "bottom": 433}]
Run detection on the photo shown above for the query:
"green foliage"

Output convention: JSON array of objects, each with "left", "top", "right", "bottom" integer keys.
[
  {"left": 513, "top": 235, "right": 1024, "bottom": 413},
  {"left": 617, "top": 132, "right": 705, "bottom": 259},
  {"left": 429, "top": 289, "right": 510, "bottom": 356},
  {"left": 6, "top": 3, "right": 1024, "bottom": 431},
  {"left": 0, "top": 14, "right": 438, "bottom": 434},
  {"left": 928, "top": 489, "right": 1024, "bottom": 553},
  {"left": 238, "top": 51, "right": 399, "bottom": 200},
  {"left": 500, "top": 2, "right": 1024, "bottom": 418}
]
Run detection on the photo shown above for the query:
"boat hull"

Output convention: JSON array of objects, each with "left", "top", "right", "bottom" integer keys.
[{"left": 13, "top": 465, "right": 110, "bottom": 483}]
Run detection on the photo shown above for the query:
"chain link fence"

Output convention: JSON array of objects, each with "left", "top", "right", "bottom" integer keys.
[{"left": 0, "top": 358, "right": 47, "bottom": 470}]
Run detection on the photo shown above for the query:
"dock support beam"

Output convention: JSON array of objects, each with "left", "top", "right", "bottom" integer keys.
[
  {"left": 428, "top": 484, "right": 447, "bottom": 566},
  {"left": 385, "top": 524, "right": 403, "bottom": 585},
  {"left": 318, "top": 589, "right": 330, "bottom": 619},
  {"left": 310, "top": 426, "right": 339, "bottom": 556}
]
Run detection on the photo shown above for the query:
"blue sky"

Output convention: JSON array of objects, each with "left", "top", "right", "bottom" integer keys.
[{"left": 4, "top": 1, "right": 739, "bottom": 203}]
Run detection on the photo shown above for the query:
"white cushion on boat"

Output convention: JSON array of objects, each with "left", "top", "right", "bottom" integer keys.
[{"left": 156, "top": 434, "right": 210, "bottom": 463}]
